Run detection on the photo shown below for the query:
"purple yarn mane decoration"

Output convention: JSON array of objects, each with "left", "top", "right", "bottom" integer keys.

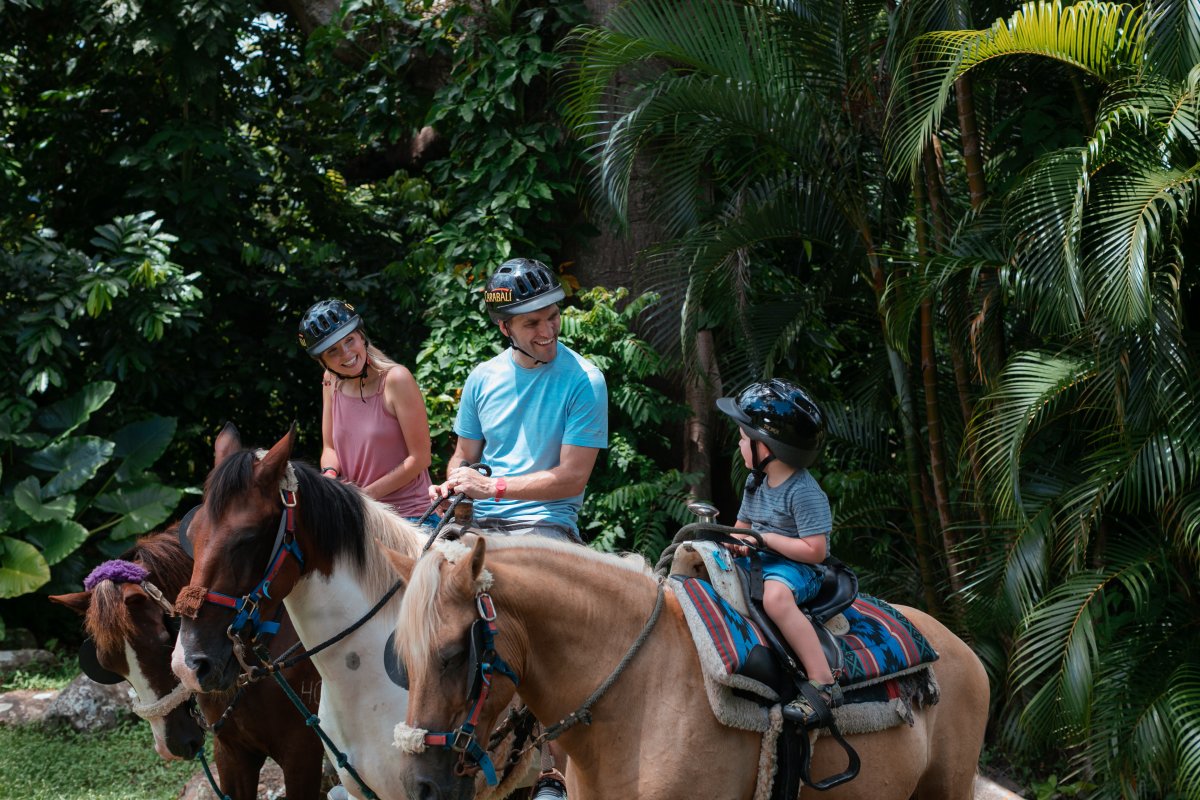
[{"left": 84, "top": 560, "right": 149, "bottom": 591}]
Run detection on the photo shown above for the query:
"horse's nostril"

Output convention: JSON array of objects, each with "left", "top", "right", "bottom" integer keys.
[{"left": 416, "top": 782, "right": 440, "bottom": 800}]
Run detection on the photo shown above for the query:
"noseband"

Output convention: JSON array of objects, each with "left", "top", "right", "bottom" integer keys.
[{"left": 416, "top": 591, "right": 520, "bottom": 786}]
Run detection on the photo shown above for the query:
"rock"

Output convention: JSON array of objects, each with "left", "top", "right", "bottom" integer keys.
[
  {"left": 41, "top": 673, "right": 136, "bottom": 732},
  {"left": 0, "top": 688, "right": 59, "bottom": 726},
  {"left": 0, "top": 648, "right": 57, "bottom": 674},
  {"left": 0, "top": 629, "right": 39, "bottom": 650}
]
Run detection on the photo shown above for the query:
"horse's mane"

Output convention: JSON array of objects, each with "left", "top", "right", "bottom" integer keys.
[
  {"left": 399, "top": 536, "right": 652, "bottom": 683},
  {"left": 206, "top": 450, "right": 422, "bottom": 599},
  {"left": 86, "top": 528, "right": 191, "bottom": 655}
]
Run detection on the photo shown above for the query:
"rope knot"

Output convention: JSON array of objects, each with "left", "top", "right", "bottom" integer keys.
[{"left": 175, "top": 585, "right": 208, "bottom": 619}]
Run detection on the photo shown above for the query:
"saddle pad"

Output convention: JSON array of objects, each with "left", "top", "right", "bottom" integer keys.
[
  {"left": 838, "top": 595, "right": 939, "bottom": 687},
  {"left": 677, "top": 576, "right": 769, "bottom": 678}
]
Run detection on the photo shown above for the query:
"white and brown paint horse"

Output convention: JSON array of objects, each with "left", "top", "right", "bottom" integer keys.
[
  {"left": 387, "top": 534, "right": 990, "bottom": 800},
  {"left": 170, "top": 424, "right": 428, "bottom": 800},
  {"left": 50, "top": 527, "right": 326, "bottom": 799}
]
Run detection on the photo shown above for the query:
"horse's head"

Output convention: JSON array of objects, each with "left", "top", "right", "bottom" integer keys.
[
  {"left": 49, "top": 532, "right": 203, "bottom": 761},
  {"left": 173, "top": 423, "right": 309, "bottom": 692},
  {"left": 386, "top": 535, "right": 522, "bottom": 800}
]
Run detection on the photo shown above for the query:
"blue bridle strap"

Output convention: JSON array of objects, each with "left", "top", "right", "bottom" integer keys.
[
  {"left": 203, "top": 493, "right": 303, "bottom": 639},
  {"left": 420, "top": 592, "right": 519, "bottom": 787}
]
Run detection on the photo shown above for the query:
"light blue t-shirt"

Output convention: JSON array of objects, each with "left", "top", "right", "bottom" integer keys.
[{"left": 454, "top": 342, "right": 608, "bottom": 531}]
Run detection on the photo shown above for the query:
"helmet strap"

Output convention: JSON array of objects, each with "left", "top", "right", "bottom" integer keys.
[
  {"left": 746, "top": 440, "right": 776, "bottom": 494},
  {"left": 499, "top": 320, "right": 548, "bottom": 367}
]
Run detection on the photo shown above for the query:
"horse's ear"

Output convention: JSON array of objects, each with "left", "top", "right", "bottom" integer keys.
[
  {"left": 214, "top": 422, "right": 242, "bottom": 467},
  {"left": 469, "top": 535, "right": 487, "bottom": 583},
  {"left": 255, "top": 425, "right": 297, "bottom": 488},
  {"left": 49, "top": 591, "right": 91, "bottom": 616},
  {"left": 381, "top": 546, "right": 416, "bottom": 586}
]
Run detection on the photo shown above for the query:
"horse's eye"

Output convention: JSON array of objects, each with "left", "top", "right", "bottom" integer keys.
[{"left": 439, "top": 646, "right": 466, "bottom": 674}]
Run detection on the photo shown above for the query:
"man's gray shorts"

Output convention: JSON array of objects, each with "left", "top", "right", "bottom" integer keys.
[{"left": 475, "top": 518, "right": 583, "bottom": 545}]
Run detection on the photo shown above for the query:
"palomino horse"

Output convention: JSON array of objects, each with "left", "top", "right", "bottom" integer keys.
[
  {"left": 50, "top": 527, "right": 326, "bottom": 800},
  {"left": 171, "top": 424, "right": 426, "bottom": 800},
  {"left": 387, "top": 535, "right": 990, "bottom": 800}
]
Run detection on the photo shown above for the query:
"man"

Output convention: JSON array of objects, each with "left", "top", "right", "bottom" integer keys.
[
  {"left": 432, "top": 257, "right": 608, "bottom": 543},
  {"left": 430, "top": 257, "right": 608, "bottom": 800}
]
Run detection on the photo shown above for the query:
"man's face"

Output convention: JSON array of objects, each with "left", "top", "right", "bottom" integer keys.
[{"left": 502, "top": 305, "right": 561, "bottom": 364}]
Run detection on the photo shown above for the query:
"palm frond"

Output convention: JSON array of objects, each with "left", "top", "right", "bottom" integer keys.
[
  {"left": 886, "top": 0, "right": 1148, "bottom": 178},
  {"left": 973, "top": 350, "right": 1096, "bottom": 518}
]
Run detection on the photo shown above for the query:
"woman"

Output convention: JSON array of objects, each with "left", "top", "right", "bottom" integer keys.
[{"left": 298, "top": 299, "right": 434, "bottom": 521}]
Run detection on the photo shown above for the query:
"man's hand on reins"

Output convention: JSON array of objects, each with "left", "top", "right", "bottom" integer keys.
[{"left": 446, "top": 464, "right": 499, "bottom": 500}]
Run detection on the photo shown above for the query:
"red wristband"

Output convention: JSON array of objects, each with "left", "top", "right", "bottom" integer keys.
[{"left": 494, "top": 477, "right": 507, "bottom": 500}]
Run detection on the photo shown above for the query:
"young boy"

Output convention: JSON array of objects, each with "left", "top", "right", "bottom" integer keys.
[{"left": 716, "top": 379, "right": 840, "bottom": 709}]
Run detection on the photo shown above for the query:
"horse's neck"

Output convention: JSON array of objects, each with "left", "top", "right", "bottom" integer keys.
[
  {"left": 497, "top": 554, "right": 662, "bottom": 723},
  {"left": 284, "top": 562, "right": 394, "bottom": 656},
  {"left": 283, "top": 565, "right": 412, "bottom": 800}
]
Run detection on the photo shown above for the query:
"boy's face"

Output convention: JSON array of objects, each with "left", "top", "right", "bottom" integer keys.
[{"left": 738, "top": 428, "right": 757, "bottom": 469}]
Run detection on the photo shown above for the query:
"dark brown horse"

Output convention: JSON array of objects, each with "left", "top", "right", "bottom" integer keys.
[{"left": 50, "top": 526, "right": 327, "bottom": 800}]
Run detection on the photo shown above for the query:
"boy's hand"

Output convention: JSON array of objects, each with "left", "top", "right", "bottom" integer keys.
[{"left": 725, "top": 532, "right": 761, "bottom": 557}]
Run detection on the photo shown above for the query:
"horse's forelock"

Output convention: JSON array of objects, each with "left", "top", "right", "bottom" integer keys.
[
  {"left": 398, "top": 551, "right": 446, "bottom": 686},
  {"left": 85, "top": 580, "right": 136, "bottom": 657}
]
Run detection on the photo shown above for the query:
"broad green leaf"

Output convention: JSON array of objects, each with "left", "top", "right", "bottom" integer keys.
[
  {"left": 12, "top": 476, "right": 78, "bottom": 522},
  {"left": 112, "top": 416, "right": 176, "bottom": 482},
  {"left": 24, "top": 519, "right": 90, "bottom": 565},
  {"left": 0, "top": 413, "right": 47, "bottom": 448},
  {"left": 0, "top": 536, "right": 51, "bottom": 598},
  {"left": 35, "top": 381, "right": 116, "bottom": 437},
  {"left": 26, "top": 436, "right": 114, "bottom": 495},
  {"left": 94, "top": 484, "right": 182, "bottom": 539}
]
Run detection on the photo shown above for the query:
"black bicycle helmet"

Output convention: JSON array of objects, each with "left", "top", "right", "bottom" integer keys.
[
  {"left": 484, "top": 258, "right": 565, "bottom": 321},
  {"left": 716, "top": 379, "right": 826, "bottom": 469},
  {"left": 298, "top": 299, "right": 362, "bottom": 358}
]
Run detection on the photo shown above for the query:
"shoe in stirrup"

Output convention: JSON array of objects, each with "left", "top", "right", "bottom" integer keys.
[{"left": 531, "top": 770, "right": 567, "bottom": 800}]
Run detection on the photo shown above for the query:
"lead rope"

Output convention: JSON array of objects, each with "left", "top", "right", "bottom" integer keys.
[{"left": 532, "top": 580, "right": 666, "bottom": 745}]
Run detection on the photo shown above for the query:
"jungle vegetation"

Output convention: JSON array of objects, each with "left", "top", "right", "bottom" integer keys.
[{"left": 2, "top": 0, "right": 1198, "bottom": 796}]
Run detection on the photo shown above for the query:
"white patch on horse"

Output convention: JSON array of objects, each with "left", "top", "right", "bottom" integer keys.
[{"left": 123, "top": 641, "right": 176, "bottom": 760}]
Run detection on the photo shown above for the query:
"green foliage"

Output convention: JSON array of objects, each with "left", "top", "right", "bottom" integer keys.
[
  {"left": 2, "top": 214, "right": 202, "bottom": 396},
  {"left": 0, "top": 722, "right": 198, "bottom": 800},
  {"left": 0, "top": 383, "right": 183, "bottom": 608},
  {"left": 561, "top": 288, "right": 698, "bottom": 556}
]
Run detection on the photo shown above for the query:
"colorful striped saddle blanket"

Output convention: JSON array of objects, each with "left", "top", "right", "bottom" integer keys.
[{"left": 671, "top": 575, "right": 940, "bottom": 733}]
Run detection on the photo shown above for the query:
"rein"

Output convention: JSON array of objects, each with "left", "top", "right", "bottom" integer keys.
[
  {"left": 534, "top": 579, "right": 666, "bottom": 744},
  {"left": 398, "top": 573, "right": 668, "bottom": 782},
  {"left": 179, "top": 460, "right": 407, "bottom": 800}
]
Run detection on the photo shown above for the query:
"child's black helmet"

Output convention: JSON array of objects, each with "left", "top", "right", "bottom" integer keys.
[
  {"left": 484, "top": 258, "right": 565, "bottom": 321},
  {"left": 716, "top": 379, "right": 826, "bottom": 468},
  {"left": 298, "top": 299, "right": 362, "bottom": 357}
]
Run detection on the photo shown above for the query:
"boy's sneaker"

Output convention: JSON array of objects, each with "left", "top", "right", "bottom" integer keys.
[
  {"left": 782, "top": 680, "right": 842, "bottom": 727},
  {"left": 531, "top": 770, "right": 567, "bottom": 800}
]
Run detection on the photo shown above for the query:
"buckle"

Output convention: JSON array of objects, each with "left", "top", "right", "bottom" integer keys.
[
  {"left": 476, "top": 593, "right": 497, "bottom": 621},
  {"left": 452, "top": 726, "right": 474, "bottom": 753}
]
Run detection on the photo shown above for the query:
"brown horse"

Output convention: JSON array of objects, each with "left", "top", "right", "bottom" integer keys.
[
  {"left": 50, "top": 527, "right": 327, "bottom": 800},
  {"left": 387, "top": 534, "right": 990, "bottom": 800}
]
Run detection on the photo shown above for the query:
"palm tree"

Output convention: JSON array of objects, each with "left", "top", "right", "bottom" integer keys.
[
  {"left": 563, "top": 0, "right": 951, "bottom": 609},
  {"left": 887, "top": 2, "right": 1200, "bottom": 793}
]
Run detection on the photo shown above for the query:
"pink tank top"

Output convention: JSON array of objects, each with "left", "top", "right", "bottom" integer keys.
[{"left": 331, "top": 375, "right": 432, "bottom": 516}]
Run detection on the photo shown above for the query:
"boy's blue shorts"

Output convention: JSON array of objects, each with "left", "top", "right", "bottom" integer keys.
[{"left": 737, "top": 553, "right": 823, "bottom": 604}]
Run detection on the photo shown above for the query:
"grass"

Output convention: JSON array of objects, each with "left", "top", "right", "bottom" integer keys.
[
  {"left": 0, "top": 722, "right": 201, "bottom": 800},
  {"left": 0, "top": 651, "right": 202, "bottom": 800}
]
